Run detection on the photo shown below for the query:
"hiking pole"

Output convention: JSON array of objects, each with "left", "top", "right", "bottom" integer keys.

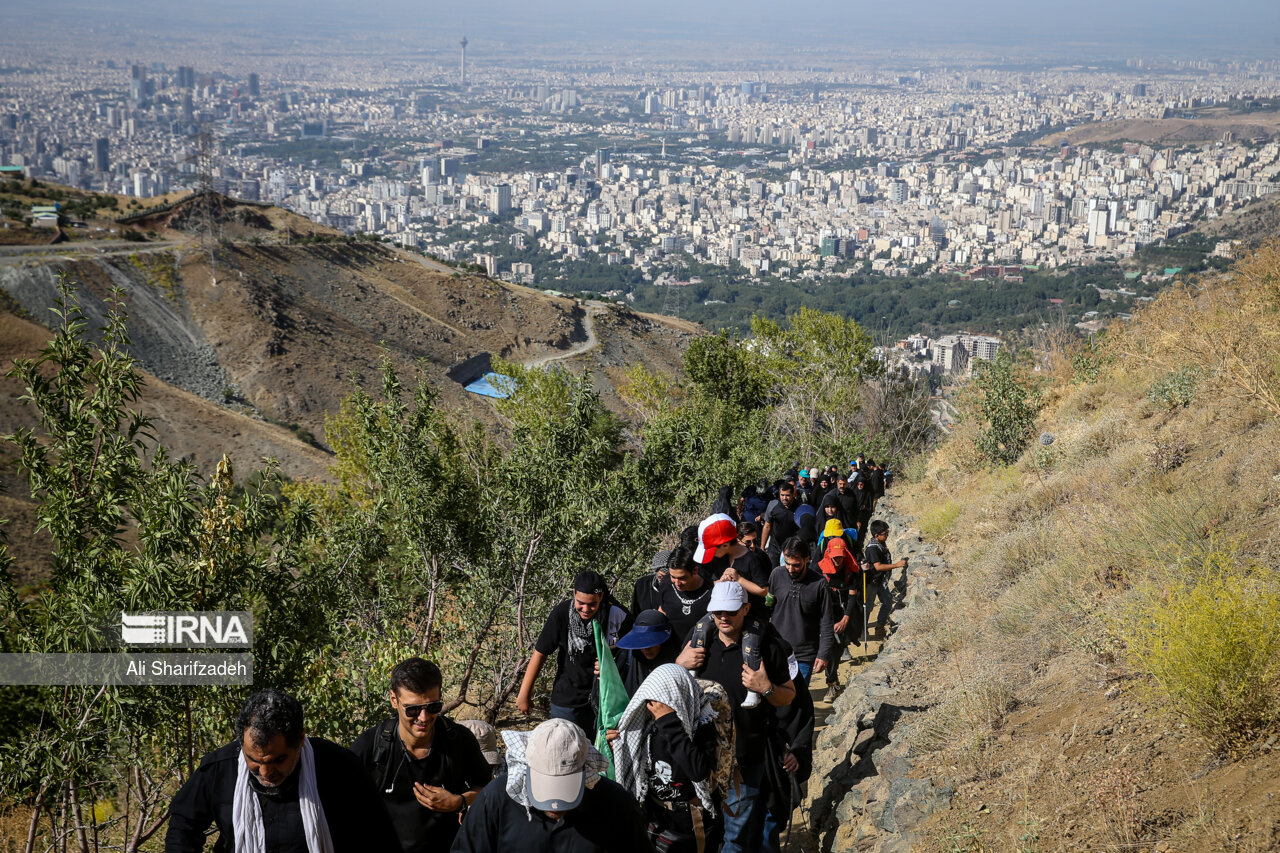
[{"left": 861, "top": 569, "right": 869, "bottom": 650}]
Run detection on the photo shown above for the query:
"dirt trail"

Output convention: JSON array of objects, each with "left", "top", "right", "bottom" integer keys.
[
  {"left": 399, "top": 248, "right": 603, "bottom": 369},
  {"left": 523, "top": 301, "right": 602, "bottom": 368}
]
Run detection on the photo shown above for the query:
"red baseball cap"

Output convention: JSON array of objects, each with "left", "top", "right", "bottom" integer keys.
[{"left": 694, "top": 513, "right": 738, "bottom": 564}]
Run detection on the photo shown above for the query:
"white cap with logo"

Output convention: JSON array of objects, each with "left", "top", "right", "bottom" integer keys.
[{"left": 524, "top": 719, "right": 589, "bottom": 811}]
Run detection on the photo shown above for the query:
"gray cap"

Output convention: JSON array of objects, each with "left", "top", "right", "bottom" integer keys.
[
  {"left": 456, "top": 719, "right": 501, "bottom": 766},
  {"left": 650, "top": 548, "right": 674, "bottom": 571}
]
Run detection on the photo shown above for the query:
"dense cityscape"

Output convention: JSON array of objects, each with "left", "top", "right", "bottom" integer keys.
[{"left": 4, "top": 27, "right": 1280, "bottom": 369}]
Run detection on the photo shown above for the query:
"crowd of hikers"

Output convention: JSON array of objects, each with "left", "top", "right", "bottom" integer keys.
[{"left": 165, "top": 459, "right": 901, "bottom": 853}]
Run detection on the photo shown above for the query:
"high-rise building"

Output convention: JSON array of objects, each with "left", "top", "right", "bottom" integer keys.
[
  {"left": 94, "top": 138, "right": 109, "bottom": 173},
  {"left": 459, "top": 37, "right": 468, "bottom": 88},
  {"left": 248, "top": 73, "right": 260, "bottom": 97},
  {"left": 488, "top": 183, "right": 511, "bottom": 215}
]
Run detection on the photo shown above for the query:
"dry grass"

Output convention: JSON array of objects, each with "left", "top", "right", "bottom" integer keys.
[
  {"left": 895, "top": 243, "right": 1280, "bottom": 851},
  {"left": 0, "top": 805, "right": 32, "bottom": 853}
]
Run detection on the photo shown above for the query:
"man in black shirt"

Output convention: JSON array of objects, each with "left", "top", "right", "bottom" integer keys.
[
  {"left": 351, "top": 658, "right": 493, "bottom": 853},
  {"left": 795, "top": 469, "right": 814, "bottom": 506},
  {"left": 767, "top": 538, "right": 835, "bottom": 684},
  {"left": 761, "top": 482, "right": 800, "bottom": 566},
  {"left": 834, "top": 472, "right": 860, "bottom": 533},
  {"left": 632, "top": 548, "right": 672, "bottom": 615},
  {"left": 658, "top": 548, "right": 713, "bottom": 643},
  {"left": 165, "top": 689, "right": 399, "bottom": 853},
  {"left": 517, "top": 571, "right": 629, "bottom": 736},
  {"left": 676, "top": 582, "right": 795, "bottom": 853}
]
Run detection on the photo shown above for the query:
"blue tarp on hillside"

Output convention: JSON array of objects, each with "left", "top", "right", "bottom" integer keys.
[{"left": 464, "top": 372, "right": 515, "bottom": 399}]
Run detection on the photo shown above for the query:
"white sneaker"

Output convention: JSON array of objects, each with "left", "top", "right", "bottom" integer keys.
[{"left": 741, "top": 690, "right": 761, "bottom": 708}]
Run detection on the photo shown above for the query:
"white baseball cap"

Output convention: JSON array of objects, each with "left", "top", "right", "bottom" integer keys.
[
  {"left": 708, "top": 581, "right": 748, "bottom": 613},
  {"left": 525, "top": 719, "right": 589, "bottom": 811}
]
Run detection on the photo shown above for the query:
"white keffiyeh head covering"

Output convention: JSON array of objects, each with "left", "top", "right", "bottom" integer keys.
[
  {"left": 233, "top": 736, "right": 334, "bottom": 853},
  {"left": 501, "top": 728, "right": 610, "bottom": 820},
  {"left": 612, "top": 663, "right": 718, "bottom": 814}
]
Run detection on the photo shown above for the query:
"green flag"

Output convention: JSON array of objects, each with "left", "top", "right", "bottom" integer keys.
[{"left": 592, "top": 619, "right": 629, "bottom": 779}]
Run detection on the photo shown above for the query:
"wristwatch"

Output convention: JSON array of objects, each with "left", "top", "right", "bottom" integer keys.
[{"left": 763, "top": 684, "right": 775, "bottom": 698}]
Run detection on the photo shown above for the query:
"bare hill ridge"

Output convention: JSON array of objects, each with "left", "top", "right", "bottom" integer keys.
[
  {"left": 1037, "top": 109, "right": 1280, "bottom": 146},
  {"left": 0, "top": 194, "right": 696, "bottom": 439}
]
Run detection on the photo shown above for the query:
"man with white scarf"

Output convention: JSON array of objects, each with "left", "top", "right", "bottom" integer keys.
[{"left": 165, "top": 689, "right": 399, "bottom": 853}]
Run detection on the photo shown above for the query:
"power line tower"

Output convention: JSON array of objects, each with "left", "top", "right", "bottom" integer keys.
[
  {"left": 188, "top": 125, "right": 222, "bottom": 285},
  {"left": 661, "top": 265, "right": 687, "bottom": 318}
]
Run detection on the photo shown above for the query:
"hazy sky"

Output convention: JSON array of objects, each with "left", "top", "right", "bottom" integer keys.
[{"left": 10, "top": 0, "right": 1280, "bottom": 58}]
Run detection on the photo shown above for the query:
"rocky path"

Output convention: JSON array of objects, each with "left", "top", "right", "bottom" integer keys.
[{"left": 786, "top": 498, "right": 955, "bottom": 853}]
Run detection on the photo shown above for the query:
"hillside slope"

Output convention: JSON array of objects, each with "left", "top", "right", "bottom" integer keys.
[
  {"left": 0, "top": 305, "right": 333, "bottom": 586},
  {"left": 809, "top": 244, "right": 1280, "bottom": 852},
  {"left": 0, "top": 194, "right": 694, "bottom": 431},
  {"left": 0, "top": 193, "right": 697, "bottom": 584}
]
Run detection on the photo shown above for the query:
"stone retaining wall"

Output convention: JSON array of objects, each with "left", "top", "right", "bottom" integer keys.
[{"left": 809, "top": 498, "right": 954, "bottom": 852}]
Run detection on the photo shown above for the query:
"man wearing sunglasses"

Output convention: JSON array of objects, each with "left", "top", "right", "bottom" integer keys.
[
  {"left": 676, "top": 582, "right": 796, "bottom": 853},
  {"left": 351, "top": 658, "right": 493, "bottom": 853}
]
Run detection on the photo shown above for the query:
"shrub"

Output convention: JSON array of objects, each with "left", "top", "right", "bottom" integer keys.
[
  {"left": 971, "top": 350, "right": 1044, "bottom": 467},
  {"left": 1123, "top": 550, "right": 1280, "bottom": 756},
  {"left": 1146, "top": 367, "right": 1199, "bottom": 410},
  {"left": 1071, "top": 348, "right": 1109, "bottom": 384}
]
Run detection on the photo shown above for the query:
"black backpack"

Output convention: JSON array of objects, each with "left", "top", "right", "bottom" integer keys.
[{"left": 369, "top": 716, "right": 458, "bottom": 794}]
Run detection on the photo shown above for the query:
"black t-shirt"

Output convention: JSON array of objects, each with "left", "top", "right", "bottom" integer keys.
[
  {"left": 694, "top": 622, "right": 793, "bottom": 762},
  {"left": 863, "top": 541, "right": 892, "bottom": 584},
  {"left": 164, "top": 737, "right": 401, "bottom": 853},
  {"left": 631, "top": 572, "right": 664, "bottom": 616},
  {"left": 658, "top": 577, "right": 713, "bottom": 643},
  {"left": 248, "top": 766, "right": 307, "bottom": 853},
  {"left": 870, "top": 470, "right": 886, "bottom": 499},
  {"left": 534, "top": 599, "right": 627, "bottom": 707},
  {"left": 835, "top": 488, "right": 860, "bottom": 527},
  {"left": 711, "top": 548, "right": 772, "bottom": 614},
  {"left": 350, "top": 717, "right": 493, "bottom": 853},
  {"left": 763, "top": 500, "right": 799, "bottom": 557}
]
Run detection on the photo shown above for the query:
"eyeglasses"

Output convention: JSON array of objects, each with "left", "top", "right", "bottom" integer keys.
[
  {"left": 709, "top": 608, "right": 742, "bottom": 619},
  {"left": 402, "top": 701, "right": 444, "bottom": 718}
]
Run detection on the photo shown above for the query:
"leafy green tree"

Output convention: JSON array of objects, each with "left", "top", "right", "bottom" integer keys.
[
  {"left": 750, "top": 308, "right": 880, "bottom": 457},
  {"left": 295, "top": 358, "right": 661, "bottom": 725},
  {"left": 1, "top": 280, "right": 309, "bottom": 853},
  {"left": 971, "top": 349, "right": 1044, "bottom": 466},
  {"left": 682, "top": 329, "right": 771, "bottom": 411}
]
